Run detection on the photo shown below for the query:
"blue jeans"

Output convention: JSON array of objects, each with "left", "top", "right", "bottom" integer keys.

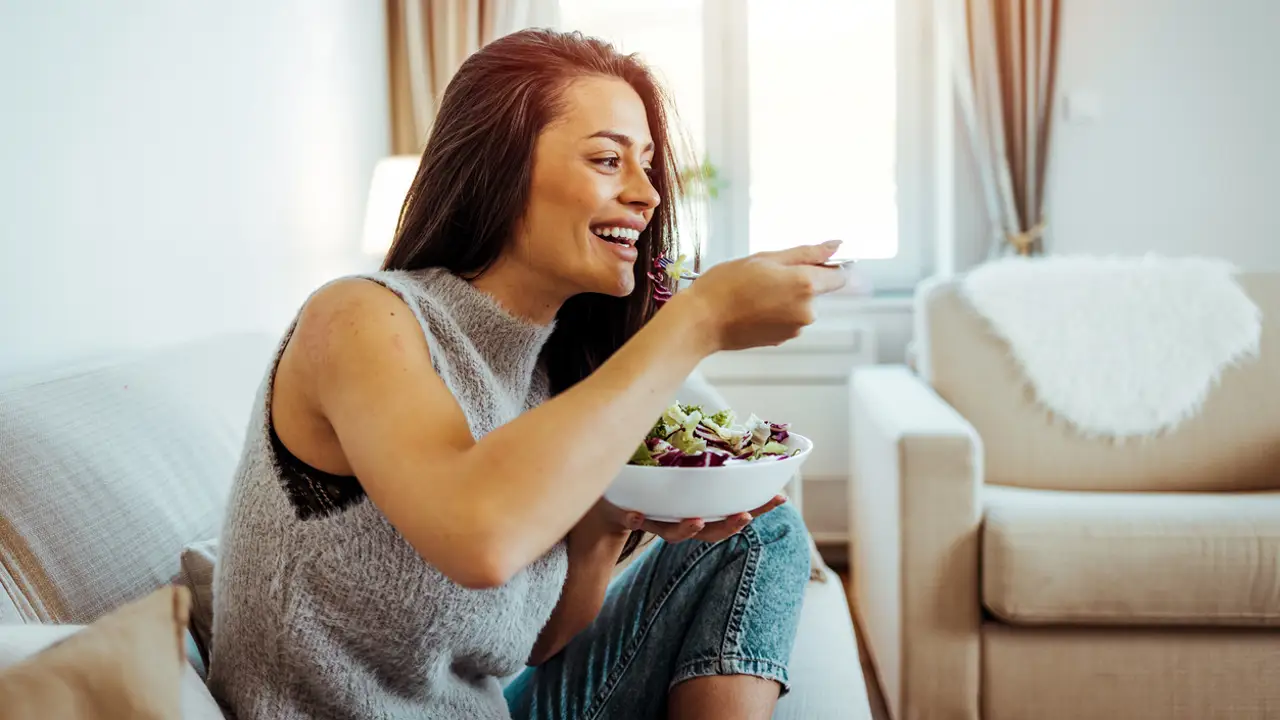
[{"left": 504, "top": 502, "right": 810, "bottom": 720}]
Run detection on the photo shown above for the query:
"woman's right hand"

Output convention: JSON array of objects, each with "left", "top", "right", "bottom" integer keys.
[{"left": 681, "top": 240, "right": 849, "bottom": 352}]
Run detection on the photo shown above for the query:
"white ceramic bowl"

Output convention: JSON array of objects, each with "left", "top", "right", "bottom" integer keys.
[{"left": 603, "top": 434, "right": 813, "bottom": 522}]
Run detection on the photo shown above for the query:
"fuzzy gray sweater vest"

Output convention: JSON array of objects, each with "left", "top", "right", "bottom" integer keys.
[{"left": 208, "top": 268, "right": 569, "bottom": 719}]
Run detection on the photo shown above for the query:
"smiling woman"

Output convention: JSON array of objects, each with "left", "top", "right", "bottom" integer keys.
[
  {"left": 381, "top": 34, "right": 689, "bottom": 392},
  {"left": 208, "top": 28, "right": 847, "bottom": 720},
  {"left": 512, "top": 84, "right": 661, "bottom": 298}
]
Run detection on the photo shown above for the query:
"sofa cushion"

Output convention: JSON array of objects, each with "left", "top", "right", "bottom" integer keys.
[
  {"left": 0, "top": 333, "right": 275, "bottom": 625},
  {"left": 178, "top": 540, "right": 217, "bottom": 668},
  {"left": 983, "top": 484, "right": 1280, "bottom": 626},
  {"left": 0, "top": 586, "right": 224, "bottom": 720},
  {"left": 775, "top": 571, "right": 873, "bottom": 719}
]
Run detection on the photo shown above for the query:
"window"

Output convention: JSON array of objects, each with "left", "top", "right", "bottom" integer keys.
[
  {"left": 558, "top": 0, "right": 929, "bottom": 291},
  {"left": 557, "top": 0, "right": 710, "bottom": 259},
  {"left": 556, "top": 1, "right": 707, "bottom": 158}
]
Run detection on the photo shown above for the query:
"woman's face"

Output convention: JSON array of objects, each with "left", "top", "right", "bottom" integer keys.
[{"left": 511, "top": 75, "right": 661, "bottom": 300}]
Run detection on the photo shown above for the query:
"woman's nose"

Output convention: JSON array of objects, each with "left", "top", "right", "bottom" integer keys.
[{"left": 622, "top": 167, "right": 661, "bottom": 210}]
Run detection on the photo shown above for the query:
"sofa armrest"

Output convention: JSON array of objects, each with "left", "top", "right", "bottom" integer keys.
[{"left": 849, "top": 365, "right": 984, "bottom": 720}]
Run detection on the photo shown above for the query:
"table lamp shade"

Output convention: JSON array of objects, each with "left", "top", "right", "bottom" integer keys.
[{"left": 361, "top": 155, "right": 420, "bottom": 255}]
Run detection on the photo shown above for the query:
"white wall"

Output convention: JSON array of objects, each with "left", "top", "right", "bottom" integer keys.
[
  {"left": 1044, "top": 0, "right": 1280, "bottom": 267},
  {"left": 0, "top": 1, "right": 389, "bottom": 374}
]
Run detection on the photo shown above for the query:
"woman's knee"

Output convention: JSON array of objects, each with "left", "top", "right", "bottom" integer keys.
[
  {"left": 747, "top": 501, "right": 808, "bottom": 549},
  {"left": 743, "top": 502, "right": 810, "bottom": 584}
]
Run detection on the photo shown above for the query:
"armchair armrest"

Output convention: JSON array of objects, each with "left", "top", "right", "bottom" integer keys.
[{"left": 849, "top": 365, "right": 984, "bottom": 720}]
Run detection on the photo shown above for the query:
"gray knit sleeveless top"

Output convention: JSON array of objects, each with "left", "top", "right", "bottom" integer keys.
[{"left": 208, "top": 268, "right": 569, "bottom": 720}]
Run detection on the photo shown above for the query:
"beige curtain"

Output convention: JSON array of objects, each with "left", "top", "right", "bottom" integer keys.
[
  {"left": 950, "top": 0, "right": 1061, "bottom": 257},
  {"left": 387, "top": 0, "right": 560, "bottom": 155}
]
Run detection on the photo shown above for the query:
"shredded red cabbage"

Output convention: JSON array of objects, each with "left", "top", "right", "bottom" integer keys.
[
  {"left": 648, "top": 256, "right": 674, "bottom": 308},
  {"left": 629, "top": 402, "right": 797, "bottom": 467}
]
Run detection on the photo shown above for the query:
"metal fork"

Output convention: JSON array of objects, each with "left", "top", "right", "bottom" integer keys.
[{"left": 666, "top": 258, "right": 856, "bottom": 281}]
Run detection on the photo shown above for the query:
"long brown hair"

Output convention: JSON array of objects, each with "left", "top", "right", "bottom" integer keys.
[{"left": 383, "top": 29, "right": 692, "bottom": 560}]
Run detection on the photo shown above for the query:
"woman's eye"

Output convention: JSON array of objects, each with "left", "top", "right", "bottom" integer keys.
[{"left": 594, "top": 157, "right": 622, "bottom": 170}]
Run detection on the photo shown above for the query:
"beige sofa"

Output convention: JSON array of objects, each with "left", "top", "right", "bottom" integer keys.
[
  {"left": 848, "top": 274, "right": 1280, "bottom": 720},
  {"left": 0, "top": 332, "right": 872, "bottom": 718}
]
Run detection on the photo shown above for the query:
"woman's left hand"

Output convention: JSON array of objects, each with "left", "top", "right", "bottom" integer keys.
[{"left": 590, "top": 495, "right": 789, "bottom": 545}]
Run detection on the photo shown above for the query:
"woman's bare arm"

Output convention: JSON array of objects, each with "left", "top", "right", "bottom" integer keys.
[
  {"left": 282, "top": 245, "right": 842, "bottom": 589},
  {"left": 286, "top": 278, "right": 715, "bottom": 589}
]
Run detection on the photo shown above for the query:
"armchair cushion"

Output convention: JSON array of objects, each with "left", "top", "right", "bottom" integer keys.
[
  {"left": 914, "top": 275, "right": 1280, "bottom": 493},
  {"left": 983, "top": 485, "right": 1280, "bottom": 626}
]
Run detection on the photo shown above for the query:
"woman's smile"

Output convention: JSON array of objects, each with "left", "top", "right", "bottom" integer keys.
[{"left": 589, "top": 220, "right": 644, "bottom": 263}]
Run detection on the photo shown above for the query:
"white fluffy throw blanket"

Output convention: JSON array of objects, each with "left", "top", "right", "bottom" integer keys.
[{"left": 960, "top": 254, "right": 1262, "bottom": 438}]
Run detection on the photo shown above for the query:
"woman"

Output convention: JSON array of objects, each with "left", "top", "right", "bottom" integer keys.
[{"left": 208, "top": 28, "right": 846, "bottom": 720}]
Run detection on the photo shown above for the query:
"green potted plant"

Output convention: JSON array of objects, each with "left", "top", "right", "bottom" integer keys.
[{"left": 678, "top": 158, "right": 725, "bottom": 200}]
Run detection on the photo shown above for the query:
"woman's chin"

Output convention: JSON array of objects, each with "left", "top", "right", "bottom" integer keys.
[
  {"left": 602, "top": 281, "right": 636, "bottom": 298},
  {"left": 583, "top": 273, "right": 635, "bottom": 299}
]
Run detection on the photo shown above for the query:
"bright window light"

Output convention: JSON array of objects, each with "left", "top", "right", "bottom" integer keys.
[
  {"left": 558, "top": 0, "right": 706, "bottom": 160},
  {"left": 559, "top": 0, "right": 902, "bottom": 265},
  {"left": 746, "top": 1, "right": 897, "bottom": 259}
]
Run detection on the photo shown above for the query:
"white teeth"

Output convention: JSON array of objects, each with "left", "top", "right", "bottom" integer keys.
[{"left": 594, "top": 226, "right": 641, "bottom": 245}]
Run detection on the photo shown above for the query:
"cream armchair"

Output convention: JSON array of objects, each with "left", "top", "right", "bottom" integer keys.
[{"left": 849, "top": 274, "right": 1280, "bottom": 720}]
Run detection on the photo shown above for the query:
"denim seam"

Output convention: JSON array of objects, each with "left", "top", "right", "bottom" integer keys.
[
  {"left": 580, "top": 538, "right": 726, "bottom": 720},
  {"left": 720, "top": 522, "right": 761, "bottom": 660},
  {"left": 668, "top": 655, "right": 792, "bottom": 693}
]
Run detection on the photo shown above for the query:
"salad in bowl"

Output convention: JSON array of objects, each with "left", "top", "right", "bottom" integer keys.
[
  {"left": 629, "top": 403, "right": 797, "bottom": 468},
  {"left": 607, "top": 403, "right": 812, "bottom": 522}
]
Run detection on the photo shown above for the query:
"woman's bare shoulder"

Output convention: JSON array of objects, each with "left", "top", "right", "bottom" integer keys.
[
  {"left": 290, "top": 277, "right": 430, "bottom": 374},
  {"left": 277, "top": 278, "right": 436, "bottom": 426}
]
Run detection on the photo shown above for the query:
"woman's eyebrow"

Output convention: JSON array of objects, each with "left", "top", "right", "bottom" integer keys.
[{"left": 585, "top": 130, "right": 655, "bottom": 154}]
